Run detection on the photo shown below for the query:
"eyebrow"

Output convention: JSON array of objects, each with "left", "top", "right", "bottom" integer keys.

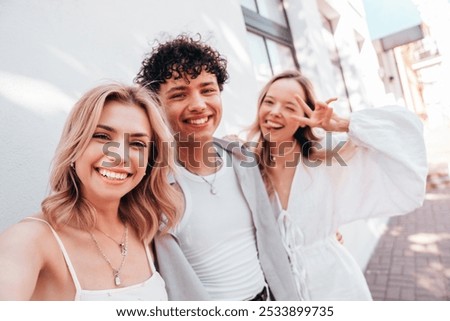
[
  {"left": 286, "top": 101, "right": 298, "bottom": 107},
  {"left": 96, "top": 124, "right": 150, "bottom": 138},
  {"left": 166, "top": 85, "right": 187, "bottom": 94},
  {"left": 166, "top": 81, "right": 217, "bottom": 94},
  {"left": 199, "top": 81, "right": 217, "bottom": 88},
  {"left": 264, "top": 95, "right": 298, "bottom": 107}
]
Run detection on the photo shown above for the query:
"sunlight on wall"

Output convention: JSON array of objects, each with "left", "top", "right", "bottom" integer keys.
[
  {"left": 45, "top": 45, "right": 91, "bottom": 77},
  {"left": 220, "top": 22, "right": 252, "bottom": 66},
  {"left": 0, "top": 71, "right": 74, "bottom": 116}
]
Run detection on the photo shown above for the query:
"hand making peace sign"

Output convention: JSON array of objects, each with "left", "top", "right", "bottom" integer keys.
[{"left": 293, "top": 96, "right": 350, "bottom": 132}]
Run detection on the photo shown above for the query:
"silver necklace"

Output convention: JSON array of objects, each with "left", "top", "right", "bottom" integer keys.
[
  {"left": 270, "top": 143, "right": 298, "bottom": 161},
  {"left": 96, "top": 225, "right": 128, "bottom": 256},
  {"left": 89, "top": 224, "right": 128, "bottom": 287},
  {"left": 194, "top": 152, "right": 222, "bottom": 195},
  {"left": 197, "top": 171, "right": 218, "bottom": 195}
]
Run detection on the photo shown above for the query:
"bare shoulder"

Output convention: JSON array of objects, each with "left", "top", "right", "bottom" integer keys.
[
  {"left": 0, "top": 214, "right": 55, "bottom": 257},
  {"left": 0, "top": 214, "right": 57, "bottom": 299}
]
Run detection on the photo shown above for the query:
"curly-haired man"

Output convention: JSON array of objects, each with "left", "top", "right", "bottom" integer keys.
[{"left": 135, "top": 34, "right": 299, "bottom": 301}]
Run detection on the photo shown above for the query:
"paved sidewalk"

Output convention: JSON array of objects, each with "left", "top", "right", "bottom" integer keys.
[
  {"left": 364, "top": 123, "right": 450, "bottom": 300},
  {"left": 364, "top": 186, "right": 450, "bottom": 300}
]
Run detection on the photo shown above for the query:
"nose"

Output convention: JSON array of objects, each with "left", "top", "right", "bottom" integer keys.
[
  {"left": 102, "top": 137, "right": 129, "bottom": 167},
  {"left": 188, "top": 92, "right": 207, "bottom": 111},
  {"left": 269, "top": 103, "right": 282, "bottom": 117}
]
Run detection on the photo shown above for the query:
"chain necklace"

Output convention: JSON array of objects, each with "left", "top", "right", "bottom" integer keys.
[
  {"left": 270, "top": 142, "right": 298, "bottom": 162},
  {"left": 197, "top": 171, "right": 218, "bottom": 195},
  {"left": 193, "top": 152, "right": 222, "bottom": 195},
  {"left": 95, "top": 225, "right": 128, "bottom": 256},
  {"left": 89, "top": 223, "right": 128, "bottom": 287}
]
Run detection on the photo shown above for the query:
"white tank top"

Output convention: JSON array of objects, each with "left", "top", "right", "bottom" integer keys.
[
  {"left": 174, "top": 149, "right": 266, "bottom": 300},
  {"left": 27, "top": 217, "right": 167, "bottom": 301}
]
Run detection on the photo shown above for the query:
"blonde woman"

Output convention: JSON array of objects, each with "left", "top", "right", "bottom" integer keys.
[
  {"left": 0, "top": 84, "right": 182, "bottom": 300},
  {"left": 248, "top": 70, "right": 427, "bottom": 300}
]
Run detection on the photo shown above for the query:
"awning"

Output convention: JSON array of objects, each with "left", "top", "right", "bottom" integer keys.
[{"left": 363, "top": 0, "right": 423, "bottom": 47}]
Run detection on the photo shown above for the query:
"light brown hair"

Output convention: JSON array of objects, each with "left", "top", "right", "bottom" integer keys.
[
  {"left": 41, "top": 83, "right": 182, "bottom": 241},
  {"left": 247, "top": 70, "right": 320, "bottom": 196}
]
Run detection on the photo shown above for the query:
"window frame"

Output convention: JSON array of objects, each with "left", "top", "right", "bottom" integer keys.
[{"left": 241, "top": 3, "right": 299, "bottom": 75}]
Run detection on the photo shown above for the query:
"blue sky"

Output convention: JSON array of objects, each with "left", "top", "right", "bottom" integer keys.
[{"left": 363, "top": 0, "right": 422, "bottom": 40}]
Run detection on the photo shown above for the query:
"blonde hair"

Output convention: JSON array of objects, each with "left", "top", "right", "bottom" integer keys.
[
  {"left": 41, "top": 83, "right": 182, "bottom": 241},
  {"left": 247, "top": 70, "right": 320, "bottom": 197}
]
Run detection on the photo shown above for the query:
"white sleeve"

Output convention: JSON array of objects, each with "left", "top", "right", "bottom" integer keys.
[{"left": 330, "top": 105, "right": 427, "bottom": 227}]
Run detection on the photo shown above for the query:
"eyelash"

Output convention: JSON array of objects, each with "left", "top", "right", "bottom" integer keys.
[
  {"left": 93, "top": 133, "right": 110, "bottom": 140},
  {"left": 130, "top": 141, "right": 147, "bottom": 149},
  {"left": 169, "top": 93, "right": 185, "bottom": 100},
  {"left": 93, "top": 133, "right": 147, "bottom": 148},
  {"left": 169, "top": 88, "right": 217, "bottom": 100}
]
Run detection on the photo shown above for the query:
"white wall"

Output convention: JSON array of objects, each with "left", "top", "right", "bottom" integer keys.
[{"left": 0, "top": 0, "right": 258, "bottom": 232}]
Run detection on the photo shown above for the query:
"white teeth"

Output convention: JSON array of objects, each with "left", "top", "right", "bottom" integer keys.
[
  {"left": 266, "top": 120, "right": 283, "bottom": 129},
  {"left": 98, "top": 168, "right": 128, "bottom": 180},
  {"left": 187, "top": 117, "right": 208, "bottom": 125}
]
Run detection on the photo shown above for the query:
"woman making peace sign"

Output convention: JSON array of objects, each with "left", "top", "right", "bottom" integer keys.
[{"left": 248, "top": 70, "right": 427, "bottom": 300}]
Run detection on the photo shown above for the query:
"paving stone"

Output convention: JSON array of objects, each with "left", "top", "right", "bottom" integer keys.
[
  {"left": 400, "top": 288, "right": 415, "bottom": 300},
  {"left": 365, "top": 186, "right": 450, "bottom": 300},
  {"left": 375, "top": 275, "right": 388, "bottom": 286},
  {"left": 385, "top": 287, "right": 401, "bottom": 300}
]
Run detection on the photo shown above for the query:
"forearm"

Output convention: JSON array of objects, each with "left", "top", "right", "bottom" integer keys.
[{"left": 334, "top": 117, "right": 350, "bottom": 132}]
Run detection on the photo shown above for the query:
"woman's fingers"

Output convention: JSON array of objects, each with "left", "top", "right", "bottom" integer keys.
[
  {"left": 323, "top": 107, "right": 334, "bottom": 128},
  {"left": 325, "top": 97, "right": 338, "bottom": 105},
  {"left": 291, "top": 114, "right": 313, "bottom": 127},
  {"left": 295, "top": 95, "right": 313, "bottom": 117},
  {"left": 314, "top": 101, "right": 330, "bottom": 117},
  {"left": 294, "top": 96, "right": 338, "bottom": 129}
]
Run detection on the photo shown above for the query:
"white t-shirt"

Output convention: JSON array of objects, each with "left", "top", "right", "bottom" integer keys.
[{"left": 174, "top": 149, "right": 266, "bottom": 300}]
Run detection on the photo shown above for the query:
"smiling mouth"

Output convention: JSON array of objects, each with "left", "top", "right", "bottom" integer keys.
[
  {"left": 265, "top": 120, "right": 284, "bottom": 129},
  {"left": 185, "top": 116, "right": 211, "bottom": 125},
  {"left": 97, "top": 168, "right": 131, "bottom": 180}
]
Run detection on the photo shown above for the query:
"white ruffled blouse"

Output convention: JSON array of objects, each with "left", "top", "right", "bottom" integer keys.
[{"left": 274, "top": 105, "right": 427, "bottom": 300}]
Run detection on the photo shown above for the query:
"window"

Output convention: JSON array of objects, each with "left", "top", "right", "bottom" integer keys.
[
  {"left": 246, "top": 32, "right": 272, "bottom": 84},
  {"left": 243, "top": 0, "right": 288, "bottom": 27},
  {"left": 241, "top": 0, "right": 298, "bottom": 88},
  {"left": 246, "top": 32, "right": 296, "bottom": 86},
  {"left": 241, "top": 0, "right": 257, "bottom": 11},
  {"left": 266, "top": 38, "right": 296, "bottom": 74}
]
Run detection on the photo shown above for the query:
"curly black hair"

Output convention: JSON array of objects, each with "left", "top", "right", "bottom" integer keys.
[{"left": 135, "top": 34, "right": 229, "bottom": 94}]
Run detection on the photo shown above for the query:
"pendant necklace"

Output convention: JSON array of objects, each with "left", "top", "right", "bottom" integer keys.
[
  {"left": 96, "top": 225, "right": 128, "bottom": 256},
  {"left": 89, "top": 223, "right": 128, "bottom": 286},
  {"left": 270, "top": 142, "right": 298, "bottom": 162},
  {"left": 194, "top": 150, "right": 222, "bottom": 195},
  {"left": 197, "top": 171, "right": 218, "bottom": 195}
]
